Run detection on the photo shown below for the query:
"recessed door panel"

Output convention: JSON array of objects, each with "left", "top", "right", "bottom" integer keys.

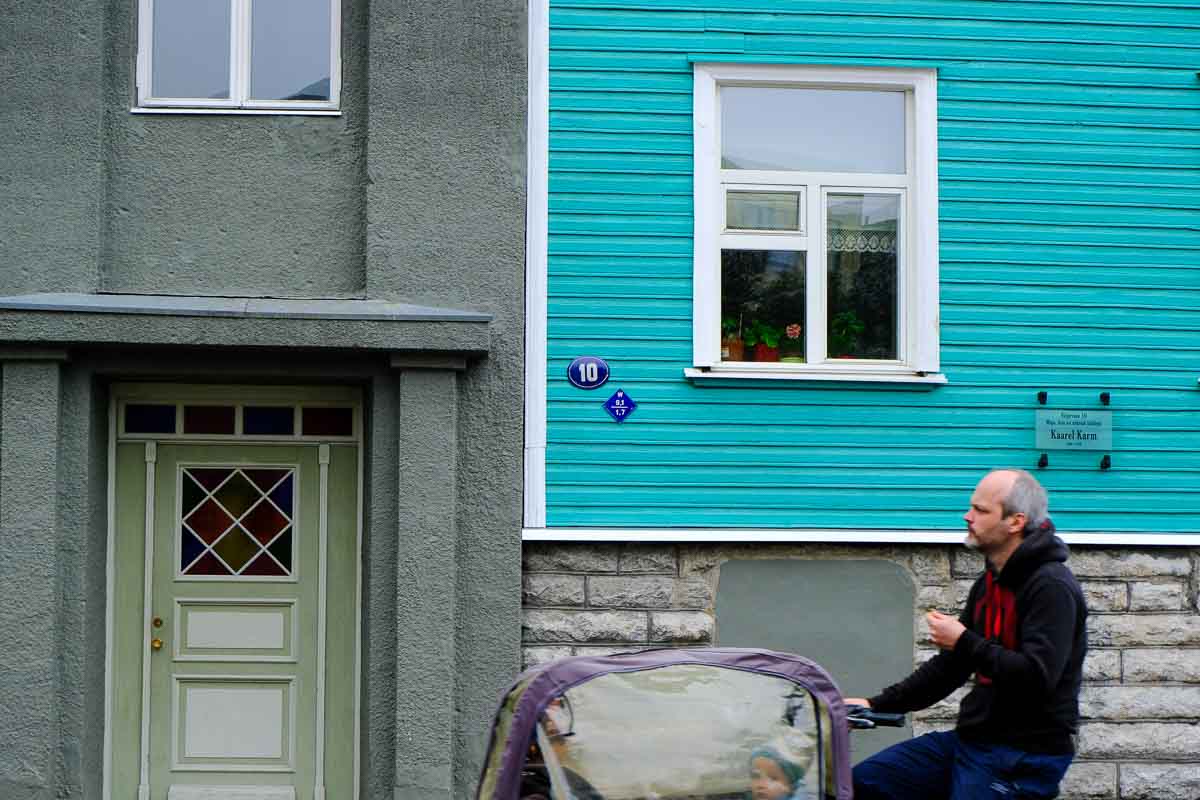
[{"left": 110, "top": 439, "right": 359, "bottom": 800}]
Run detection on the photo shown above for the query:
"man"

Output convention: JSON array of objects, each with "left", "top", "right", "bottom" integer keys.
[{"left": 848, "top": 469, "right": 1087, "bottom": 799}]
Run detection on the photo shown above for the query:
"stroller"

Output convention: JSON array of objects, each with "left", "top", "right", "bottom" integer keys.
[{"left": 476, "top": 647, "right": 902, "bottom": 800}]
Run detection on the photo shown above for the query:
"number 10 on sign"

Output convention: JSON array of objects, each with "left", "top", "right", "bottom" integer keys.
[{"left": 567, "top": 356, "right": 610, "bottom": 390}]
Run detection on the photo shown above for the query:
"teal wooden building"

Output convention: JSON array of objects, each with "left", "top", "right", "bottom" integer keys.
[{"left": 523, "top": 0, "right": 1200, "bottom": 542}]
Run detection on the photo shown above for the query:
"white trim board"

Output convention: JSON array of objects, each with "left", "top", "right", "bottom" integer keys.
[
  {"left": 523, "top": 0, "right": 550, "bottom": 529},
  {"left": 521, "top": 528, "right": 1200, "bottom": 546}
]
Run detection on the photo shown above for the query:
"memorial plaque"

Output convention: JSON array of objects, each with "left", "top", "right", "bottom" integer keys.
[{"left": 1035, "top": 409, "right": 1112, "bottom": 451}]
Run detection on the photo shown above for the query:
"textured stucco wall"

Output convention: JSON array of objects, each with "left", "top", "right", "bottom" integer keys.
[
  {"left": 365, "top": 0, "right": 528, "bottom": 794},
  {"left": 0, "top": 362, "right": 64, "bottom": 799},
  {"left": 0, "top": 0, "right": 103, "bottom": 295},
  {"left": 0, "top": 0, "right": 526, "bottom": 792},
  {"left": 97, "top": 0, "right": 369, "bottom": 297}
]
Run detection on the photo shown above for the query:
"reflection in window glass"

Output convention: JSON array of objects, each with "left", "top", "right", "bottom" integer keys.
[
  {"left": 531, "top": 665, "right": 825, "bottom": 800},
  {"left": 721, "top": 250, "right": 806, "bottom": 363},
  {"left": 827, "top": 194, "right": 900, "bottom": 360},
  {"left": 250, "top": 0, "right": 331, "bottom": 101},
  {"left": 727, "top": 191, "right": 801, "bottom": 231},
  {"left": 152, "top": 0, "right": 231, "bottom": 99},
  {"left": 722, "top": 87, "right": 905, "bottom": 173}
]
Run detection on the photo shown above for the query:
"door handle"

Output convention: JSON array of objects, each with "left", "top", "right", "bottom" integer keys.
[{"left": 151, "top": 637, "right": 163, "bottom": 651}]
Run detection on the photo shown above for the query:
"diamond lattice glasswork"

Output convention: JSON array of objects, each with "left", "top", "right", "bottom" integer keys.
[{"left": 180, "top": 467, "right": 295, "bottom": 577}]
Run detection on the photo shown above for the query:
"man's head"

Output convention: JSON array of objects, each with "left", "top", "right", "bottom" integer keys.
[{"left": 963, "top": 469, "right": 1048, "bottom": 560}]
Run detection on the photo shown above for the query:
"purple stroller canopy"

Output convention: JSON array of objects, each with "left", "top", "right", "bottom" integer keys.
[{"left": 477, "top": 647, "right": 854, "bottom": 800}]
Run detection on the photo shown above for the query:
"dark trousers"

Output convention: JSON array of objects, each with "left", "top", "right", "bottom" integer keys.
[{"left": 852, "top": 731, "right": 1073, "bottom": 799}]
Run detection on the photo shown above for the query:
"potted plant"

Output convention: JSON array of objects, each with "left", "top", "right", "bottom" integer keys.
[
  {"left": 743, "top": 319, "right": 781, "bottom": 362},
  {"left": 829, "top": 310, "right": 865, "bottom": 358},
  {"left": 780, "top": 322, "right": 804, "bottom": 362},
  {"left": 720, "top": 315, "right": 744, "bottom": 362}
]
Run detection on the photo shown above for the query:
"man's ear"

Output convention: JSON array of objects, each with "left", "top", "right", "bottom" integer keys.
[{"left": 1008, "top": 512, "right": 1027, "bottom": 536}]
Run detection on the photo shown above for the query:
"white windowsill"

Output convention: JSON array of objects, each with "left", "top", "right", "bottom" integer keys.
[
  {"left": 684, "top": 366, "right": 948, "bottom": 385},
  {"left": 131, "top": 107, "right": 342, "bottom": 117}
]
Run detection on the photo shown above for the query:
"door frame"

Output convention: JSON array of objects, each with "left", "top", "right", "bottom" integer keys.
[{"left": 102, "top": 383, "right": 365, "bottom": 800}]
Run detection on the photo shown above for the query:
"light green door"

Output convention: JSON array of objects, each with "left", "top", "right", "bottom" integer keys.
[{"left": 111, "top": 442, "right": 359, "bottom": 800}]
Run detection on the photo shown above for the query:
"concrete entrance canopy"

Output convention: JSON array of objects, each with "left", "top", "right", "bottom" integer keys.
[{"left": 0, "top": 293, "right": 492, "bottom": 357}]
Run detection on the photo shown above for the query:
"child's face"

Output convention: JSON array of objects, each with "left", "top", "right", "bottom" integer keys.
[{"left": 750, "top": 757, "right": 793, "bottom": 800}]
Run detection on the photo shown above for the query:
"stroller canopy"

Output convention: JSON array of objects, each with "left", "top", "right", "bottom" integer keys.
[{"left": 477, "top": 647, "right": 854, "bottom": 800}]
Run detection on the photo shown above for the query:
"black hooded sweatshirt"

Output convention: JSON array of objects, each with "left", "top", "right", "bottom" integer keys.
[{"left": 868, "top": 521, "right": 1087, "bottom": 754}]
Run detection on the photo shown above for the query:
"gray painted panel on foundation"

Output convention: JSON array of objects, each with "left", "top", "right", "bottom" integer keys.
[{"left": 716, "top": 560, "right": 915, "bottom": 763}]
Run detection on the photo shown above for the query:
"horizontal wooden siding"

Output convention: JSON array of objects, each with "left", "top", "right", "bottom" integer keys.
[{"left": 544, "top": 0, "right": 1200, "bottom": 533}]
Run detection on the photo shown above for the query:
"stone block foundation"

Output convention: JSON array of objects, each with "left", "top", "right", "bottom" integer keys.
[{"left": 522, "top": 541, "right": 1200, "bottom": 800}]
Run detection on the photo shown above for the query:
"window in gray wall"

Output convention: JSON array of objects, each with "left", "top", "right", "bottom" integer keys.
[{"left": 138, "top": 0, "right": 340, "bottom": 112}]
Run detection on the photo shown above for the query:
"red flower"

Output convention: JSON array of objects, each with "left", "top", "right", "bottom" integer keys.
[{"left": 785, "top": 324, "right": 802, "bottom": 339}]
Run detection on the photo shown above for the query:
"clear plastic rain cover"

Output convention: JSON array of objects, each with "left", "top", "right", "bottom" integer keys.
[{"left": 525, "top": 665, "right": 827, "bottom": 800}]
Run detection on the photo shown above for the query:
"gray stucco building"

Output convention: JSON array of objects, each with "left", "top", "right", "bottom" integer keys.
[{"left": 1, "top": 0, "right": 525, "bottom": 798}]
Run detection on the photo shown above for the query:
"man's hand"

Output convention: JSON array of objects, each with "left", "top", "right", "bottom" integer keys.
[
  {"left": 842, "top": 697, "right": 871, "bottom": 709},
  {"left": 926, "top": 610, "right": 966, "bottom": 650}
]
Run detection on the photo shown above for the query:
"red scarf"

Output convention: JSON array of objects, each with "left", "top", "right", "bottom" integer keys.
[{"left": 973, "top": 571, "right": 1017, "bottom": 684}]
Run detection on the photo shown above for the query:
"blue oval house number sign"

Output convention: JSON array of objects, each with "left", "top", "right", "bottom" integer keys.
[{"left": 567, "top": 356, "right": 610, "bottom": 390}]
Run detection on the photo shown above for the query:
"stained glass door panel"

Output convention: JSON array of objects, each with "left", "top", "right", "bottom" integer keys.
[{"left": 110, "top": 442, "right": 364, "bottom": 800}]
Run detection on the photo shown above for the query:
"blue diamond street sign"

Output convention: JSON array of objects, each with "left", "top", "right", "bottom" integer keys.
[{"left": 603, "top": 389, "right": 636, "bottom": 422}]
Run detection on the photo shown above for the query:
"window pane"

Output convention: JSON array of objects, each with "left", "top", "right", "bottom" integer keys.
[
  {"left": 152, "top": 0, "right": 231, "bottom": 99},
  {"left": 250, "top": 0, "right": 332, "bottom": 101},
  {"left": 125, "top": 403, "right": 177, "bottom": 434},
  {"left": 243, "top": 406, "right": 296, "bottom": 436},
  {"left": 721, "top": 250, "right": 806, "bottom": 363},
  {"left": 302, "top": 406, "right": 353, "bottom": 436},
  {"left": 826, "top": 194, "right": 900, "bottom": 360},
  {"left": 726, "top": 191, "right": 801, "bottom": 231},
  {"left": 183, "top": 405, "right": 236, "bottom": 435},
  {"left": 722, "top": 87, "right": 905, "bottom": 173}
]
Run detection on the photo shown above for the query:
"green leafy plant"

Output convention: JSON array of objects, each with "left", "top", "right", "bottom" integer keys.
[
  {"left": 829, "top": 310, "right": 865, "bottom": 356},
  {"left": 743, "top": 319, "right": 782, "bottom": 348},
  {"left": 721, "top": 315, "right": 742, "bottom": 339}
]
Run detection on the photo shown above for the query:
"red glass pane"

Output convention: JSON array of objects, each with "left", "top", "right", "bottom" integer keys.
[
  {"left": 183, "top": 405, "right": 236, "bottom": 435},
  {"left": 183, "top": 551, "right": 232, "bottom": 576},
  {"left": 189, "top": 468, "right": 232, "bottom": 492},
  {"left": 244, "top": 469, "right": 289, "bottom": 493},
  {"left": 302, "top": 407, "right": 353, "bottom": 437},
  {"left": 242, "top": 551, "right": 288, "bottom": 577},
  {"left": 185, "top": 499, "right": 235, "bottom": 544},
  {"left": 242, "top": 502, "right": 289, "bottom": 544}
]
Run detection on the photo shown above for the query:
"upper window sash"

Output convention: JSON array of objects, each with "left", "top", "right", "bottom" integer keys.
[
  {"left": 136, "top": 0, "right": 341, "bottom": 112},
  {"left": 692, "top": 63, "right": 940, "bottom": 379}
]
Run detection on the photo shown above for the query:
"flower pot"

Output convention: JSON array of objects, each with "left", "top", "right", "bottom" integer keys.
[
  {"left": 753, "top": 344, "right": 779, "bottom": 362},
  {"left": 721, "top": 335, "right": 744, "bottom": 362}
]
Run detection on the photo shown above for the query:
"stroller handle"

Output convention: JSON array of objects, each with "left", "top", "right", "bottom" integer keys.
[{"left": 845, "top": 705, "right": 906, "bottom": 729}]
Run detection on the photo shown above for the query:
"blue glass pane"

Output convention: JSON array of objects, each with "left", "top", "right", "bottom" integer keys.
[
  {"left": 125, "top": 404, "right": 177, "bottom": 434},
  {"left": 269, "top": 475, "right": 294, "bottom": 515},
  {"left": 244, "top": 406, "right": 295, "bottom": 436},
  {"left": 180, "top": 529, "right": 206, "bottom": 570}
]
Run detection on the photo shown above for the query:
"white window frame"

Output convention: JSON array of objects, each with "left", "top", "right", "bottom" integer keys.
[
  {"left": 689, "top": 64, "right": 942, "bottom": 384},
  {"left": 135, "top": 0, "right": 341, "bottom": 114}
]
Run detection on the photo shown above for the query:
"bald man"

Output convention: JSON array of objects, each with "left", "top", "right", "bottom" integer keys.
[{"left": 848, "top": 469, "right": 1087, "bottom": 800}]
